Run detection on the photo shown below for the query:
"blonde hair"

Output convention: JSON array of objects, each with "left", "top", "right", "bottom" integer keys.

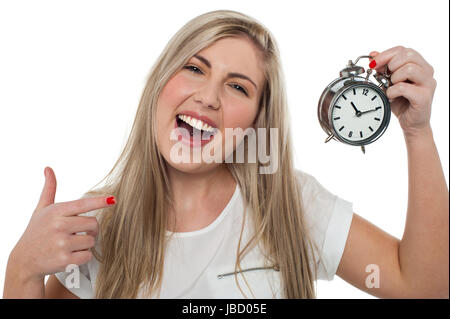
[{"left": 85, "top": 9, "right": 318, "bottom": 298}]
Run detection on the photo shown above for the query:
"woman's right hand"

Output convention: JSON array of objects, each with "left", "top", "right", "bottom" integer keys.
[{"left": 9, "top": 166, "right": 116, "bottom": 283}]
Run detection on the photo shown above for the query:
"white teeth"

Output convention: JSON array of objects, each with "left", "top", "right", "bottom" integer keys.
[{"left": 177, "top": 114, "right": 216, "bottom": 133}]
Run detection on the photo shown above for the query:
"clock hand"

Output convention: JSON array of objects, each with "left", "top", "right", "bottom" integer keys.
[
  {"left": 359, "top": 108, "right": 378, "bottom": 115},
  {"left": 350, "top": 101, "right": 361, "bottom": 116}
]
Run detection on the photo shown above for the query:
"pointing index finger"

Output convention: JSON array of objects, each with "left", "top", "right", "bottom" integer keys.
[{"left": 55, "top": 196, "right": 116, "bottom": 217}]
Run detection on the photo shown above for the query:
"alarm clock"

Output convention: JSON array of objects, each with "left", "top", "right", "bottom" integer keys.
[{"left": 318, "top": 55, "right": 392, "bottom": 154}]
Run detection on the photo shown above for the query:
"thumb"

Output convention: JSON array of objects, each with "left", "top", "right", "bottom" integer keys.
[{"left": 35, "top": 166, "right": 57, "bottom": 212}]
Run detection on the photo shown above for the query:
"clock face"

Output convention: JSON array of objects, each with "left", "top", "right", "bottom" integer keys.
[{"left": 331, "top": 85, "right": 387, "bottom": 143}]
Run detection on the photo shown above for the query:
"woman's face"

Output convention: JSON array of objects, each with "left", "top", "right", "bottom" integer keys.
[{"left": 155, "top": 35, "right": 265, "bottom": 173}]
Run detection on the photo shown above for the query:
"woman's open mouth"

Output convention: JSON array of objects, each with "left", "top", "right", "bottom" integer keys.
[{"left": 174, "top": 114, "right": 218, "bottom": 147}]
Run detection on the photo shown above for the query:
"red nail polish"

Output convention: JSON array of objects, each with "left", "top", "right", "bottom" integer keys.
[
  {"left": 106, "top": 196, "right": 116, "bottom": 205},
  {"left": 369, "top": 60, "right": 377, "bottom": 69}
]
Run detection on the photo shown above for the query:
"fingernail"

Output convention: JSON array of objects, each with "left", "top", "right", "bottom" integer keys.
[
  {"left": 369, "top": 60, "right": 377, "bottom": 69},
  {"left": 106, "top": 196, "right": 116, "bottom": 205}
]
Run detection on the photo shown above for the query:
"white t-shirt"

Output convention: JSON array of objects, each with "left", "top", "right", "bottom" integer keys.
[{"left": 55, "top": 169, "right": 354, "bottom": 298}]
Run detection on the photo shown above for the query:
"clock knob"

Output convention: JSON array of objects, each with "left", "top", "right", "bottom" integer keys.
[
  {"left": 374, "top": 72, "right": 392, "bottom": 89},
  {"left": 339, "top": 65, "right": 365, "bottom": 77},
  {"left": 374, "top": 64, "right": 393, "bottom": 89}
]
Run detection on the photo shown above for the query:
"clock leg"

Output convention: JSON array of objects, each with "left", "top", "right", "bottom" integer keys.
[
  {"left": 361, "top": 145, "right": 366, "bottom": 154},
  {"left": 324, "top": 133, "right": 334, "bottom": 143}
]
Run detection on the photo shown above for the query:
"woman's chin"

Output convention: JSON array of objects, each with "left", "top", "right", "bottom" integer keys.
[{"left": 166, "top": 160, "right": 222, "bottom": 174}]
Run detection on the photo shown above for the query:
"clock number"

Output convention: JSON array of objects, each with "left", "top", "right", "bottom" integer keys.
[
  {"left": 348, "top": 131, "right": 353, "bottom": 137},
  {"left": 362, "top": 88, "right": 369, "bottom": 96}
]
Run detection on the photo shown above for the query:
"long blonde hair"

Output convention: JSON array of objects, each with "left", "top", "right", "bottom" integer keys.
[{"left": 85, "top": 9, "right": 318, "bottom": 298}]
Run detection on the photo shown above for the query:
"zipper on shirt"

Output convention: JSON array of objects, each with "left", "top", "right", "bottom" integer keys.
[{"left": 217, "top": 264, "right": 280, "bottom": 279}]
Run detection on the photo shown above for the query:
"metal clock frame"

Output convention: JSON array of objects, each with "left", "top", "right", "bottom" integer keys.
[
  {"left": 330, "top": 81, "right": 391, "bottom": 145},
  {"left": 318, "top": 66, "right": 391, "bottom": 154}
]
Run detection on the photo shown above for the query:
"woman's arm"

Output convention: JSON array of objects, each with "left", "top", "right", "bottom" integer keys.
[
  {"left": 335, "top": 46, "right": 448, "bottom": 298},
  {"left": 337, "top": 125, "right": 448, "bottom": 298},
  {"left": 3, "top": 251, "right": 79, "bottom": 299},
  {"left": 399, "top": 125, "right": 449, "bottom": 296},
  {"left": 44, "top": 275, "right": 80, "bottom": 299},
  {"left": 3, "top": 251, "right": 45, "bottom": 298}
]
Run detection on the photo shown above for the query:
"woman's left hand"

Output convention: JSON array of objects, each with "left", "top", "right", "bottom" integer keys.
[{"left": 369, "top": 46, "right": 437, "bottom": 138}]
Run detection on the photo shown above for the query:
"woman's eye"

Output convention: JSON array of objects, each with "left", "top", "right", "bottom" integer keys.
[
  {"left": 184, "top": 65, "right": 203, "bottom": 74},
  {"left": 183, "top": 65, "right": 248, "bottom": 97},
  {"left": 230, "top": 84, "right": 248, "bottom": 96}
]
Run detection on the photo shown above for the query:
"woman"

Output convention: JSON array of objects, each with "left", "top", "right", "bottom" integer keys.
[{"left": 3, "top": 10, "right": 448, "bottom": 298}]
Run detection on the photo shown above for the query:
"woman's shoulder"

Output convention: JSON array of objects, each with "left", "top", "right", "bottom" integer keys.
[
  {"left": 292, "top": 168, "right": 322, "bottom": 196},
  {"left": 293, "top": 167, "right": 313, "bottom": 184},
  {"left": 292, "top": 167, "right": 345, "bottom": 218}
]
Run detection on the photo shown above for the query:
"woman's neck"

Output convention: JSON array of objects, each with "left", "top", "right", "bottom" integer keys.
[{"left": 166, "top": 164, "right": 237, "bottom": 232}]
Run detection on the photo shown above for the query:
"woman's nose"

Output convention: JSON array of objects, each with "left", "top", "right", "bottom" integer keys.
[{"left": 193, "top": 82, "right": 221, "bottom": 110}]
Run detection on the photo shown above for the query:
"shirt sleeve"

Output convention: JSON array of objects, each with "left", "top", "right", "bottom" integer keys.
[
  {"left": 295, "top": 169, "right": 354, "bottom": 281},
  {"left": 54, "top": 193, "right": 102, "bottom": 299}
]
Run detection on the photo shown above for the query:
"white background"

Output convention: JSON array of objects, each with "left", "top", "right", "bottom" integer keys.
[{"left": 0, "top": 0, "right": 448, "bottom": 299}]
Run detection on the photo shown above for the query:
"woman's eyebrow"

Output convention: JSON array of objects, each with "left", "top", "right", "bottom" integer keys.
[{"left": 193, "top": 54, "right": 258, "bottom": 90}]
